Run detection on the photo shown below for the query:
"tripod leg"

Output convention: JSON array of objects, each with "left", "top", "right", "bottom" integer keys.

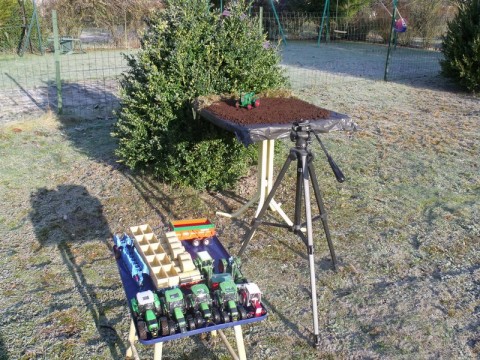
[
  {"left": 301, "top": 153, "right": 321, "bottom": 347},
  {"left": 308, "top": 161, "right": 338, "bottom": 270},
  {"left": 293, "top": 156, "right": 304, "bottom": 236},
  {"left": 238, "top": 153, "right": 294, "bottom": 257}
]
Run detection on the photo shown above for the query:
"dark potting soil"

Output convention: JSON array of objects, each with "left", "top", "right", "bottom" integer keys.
[{"left": 204, "top": 97, "right": 331, "bottom": 126}]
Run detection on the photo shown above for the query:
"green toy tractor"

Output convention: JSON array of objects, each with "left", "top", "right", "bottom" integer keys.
[
  {"left": 212, "top": 274, "right": 247, "bottom": 322},
  {"left": 130, "top": 290, "right": 162, "bottom": 340},
  {"left": 193, "top": 251, "right": 214, "bottom": 284},
  {"left": 160, "top": 287, "right": 188, "bottom": 335},
  {"left": 235, "top": 92, "right": 260, "bottom": 110},
  {"left": 219, "top": 256, "right": 247, "bottom": 283},
  {"left": 187, "top": 283, "right": 221, "bottom": 326}
]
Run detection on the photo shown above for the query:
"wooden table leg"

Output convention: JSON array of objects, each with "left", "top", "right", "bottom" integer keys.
[
  {"left": 216, "top": 141, "right": 265, "bottom": 219},
  {"left": 126, "top": 319, "right": 162, "bottom": 360},
  {"left": 126, "top": 319, "right": 137, "bottom": 359},
  {"left": 217, "top": 326, "right": 247, "bottom": 360},
  {"left": 233, "top": 325, "right": 247, "bottom": 360},
  {"left": 218, "top": 329, "right": 240, "bottom": 360},
  {"left": 127, "top": 318, "right": 247, "bottom": 360},
  {"left": 217, "top": 140, "right": 293, "bottom": 226},
  {"left": 153, "top": 342, "right": 163, "bottom": 360}
]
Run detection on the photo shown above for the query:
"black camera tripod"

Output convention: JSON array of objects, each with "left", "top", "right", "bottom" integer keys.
[{"left": 238, "top": 121, "right": 345, "bottom": 347}]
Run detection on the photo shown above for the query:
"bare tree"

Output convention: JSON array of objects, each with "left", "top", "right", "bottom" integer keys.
[
  {"left": 41, "top": 0, "right": 163, "bottom": 45},
  {"left": 91, "top": 0, "right": 163, "bottom": 46}
]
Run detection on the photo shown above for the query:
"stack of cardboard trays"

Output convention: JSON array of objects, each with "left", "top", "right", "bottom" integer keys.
[{"left": 130, "top": 224, "right": 202, "bottom": 289}]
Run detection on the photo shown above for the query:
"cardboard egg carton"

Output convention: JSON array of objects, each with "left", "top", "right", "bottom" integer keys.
[
  {"left": 130, "top": 224, "right": 202, "bottom": 287},
  {"left": 130, "top": 224, "right": 179, "bottom": 289}
]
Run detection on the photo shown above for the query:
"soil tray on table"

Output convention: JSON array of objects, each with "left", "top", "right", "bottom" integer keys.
[{"left": 199, "top": 97, "right": 358, "bottom": 145}]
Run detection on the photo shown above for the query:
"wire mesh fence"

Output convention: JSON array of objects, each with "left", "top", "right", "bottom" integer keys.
[
  {"left": 263, "top": 10, "right": 448, "bottom": 89},
  {"left": 0, "top": 9, "right": 451, "bottom": 123},
  {"left": 0, "top": 16, "right": 139, "bottom": 122}
]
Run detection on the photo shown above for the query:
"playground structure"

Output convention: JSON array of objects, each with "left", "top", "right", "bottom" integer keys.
[
  {"left": 219, "top": 0, "right": 287, "bottom": 44},
  {"left": 318, "top": 0, "right": 407, "bottom": 45},
  {"left": 317, "top": 0, "right": 344, "bottom": 45},
  {"left": 309, "top": 1, "right": 412, "bottom": 81},
  {"left": 17, "top": 0, "right": 44, "bottom": 56}
]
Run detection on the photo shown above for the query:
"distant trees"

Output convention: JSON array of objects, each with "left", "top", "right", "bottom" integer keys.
[
  {"left": 209, "top": 0, "right": 375, "bottom": 14},
  {"left": 0, "top": 0, "right": 39, "bottom": 53},
  {"left": 253, "top": 0, "right": 374, "bottom": 14},
  {"left": 441, "top": 0, "right": 480, "bottom": 92},
  {"left": 0, "top": 0, "right": 20, "bottom": 51},
  {"left": 0, "top": 0, "right": 18, "bottom": 28},
  {"left": 40, "top": 0, "right": 163, "bottom": 40}
]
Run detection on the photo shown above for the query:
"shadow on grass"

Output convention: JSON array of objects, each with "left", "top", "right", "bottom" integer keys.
[
  {"left": 4, "top": 72, "right": 49, "bottom": 111},
  {"left": 0, "top": 334, "right": 8, "bottom": 360},
  {"left": 261, "top": 297, "right": 311, "bottom": 344},
  {"left": 30, "top": 184, "right": 126, "bottom": 358},
  {"left": 0, "top": 75, "right": 121, "bottom": 124},
  {"left": 50, "top": 79, "right": 121, "bottom": 166},
  {"left": 51, "top": 82, "right": 187, "bottom": 224},
  {"left": 122, "top": 172, "right": 174, "bottom": 226},
  {"left": 57, "top": 80, "right": 120, "bottom": 120},
  {"left": 208, "top": 189, "right": 252, "bottom": 218}
]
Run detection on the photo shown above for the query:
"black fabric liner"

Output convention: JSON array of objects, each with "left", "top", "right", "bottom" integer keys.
[{"left": 200, "top": 108, "right": 359, "bottom": 146}]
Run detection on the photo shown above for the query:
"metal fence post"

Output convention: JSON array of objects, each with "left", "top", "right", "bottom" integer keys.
[
  {"left": 318, "top": 0, "right": 330, "bottom": 46},
  {"left": 384, "top": 0, "right": 398, "bottom": 81},
  {"left": 259, "top": 6, "right": 263, "bottom": 34},
  {"left": 268, "top": 0, "right": 287, "bottom": 45},
  {"left": 33, "top": 0, "right": 44, "bottom": 55},
  {"left": 52, "top": 10, "right": 62, "bottom": 113}
]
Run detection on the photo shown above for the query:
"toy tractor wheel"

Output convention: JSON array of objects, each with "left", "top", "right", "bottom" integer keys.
[
  {"left": 254, "top": 99, "right": 260, "bottom": 108},
  {"left": 221, "top": 310, "right": 231, "bottom": 323},
  {"left": 137, "top": 320, "right": 148, "bottom": 340},
  {"left": 247, "top": 104, "right": 252, "bottom": 110},
  {"left": 202, "top": 237, "right": 211, "bottom": 246},
  {"left": 187, "top": 316, "right": 196, "bottom": 331},
  {"left": 168, "top": 320, "right": 176, "bottom": 335},
  {"left": 160, "top": 317, "right": 169, "bottom": 336},
  {"left": 194, "top": 313, "right": 205, "bottom": 328},
  {"left": 192, "top": 239, "right": 201, "bottom": 247},
  {"left": 238, "top": 305, "right": 248, "bottom": 320},
  {"left": 113, "top": 245, "right": 121, "bottom": 260},
  {"left": 212, "top": 307, "right": 221, "bottom": 324}
]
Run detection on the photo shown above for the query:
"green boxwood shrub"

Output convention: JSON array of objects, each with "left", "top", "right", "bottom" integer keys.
[
  {"left": 441, "top": 0, "right": 480, "bottom": 92},
  {"left": 113, "top": 0, "right": 288, "bottom": 190}
]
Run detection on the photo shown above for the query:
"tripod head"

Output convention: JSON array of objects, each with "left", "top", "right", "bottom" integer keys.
[
  {"left": 290, "top": 121, "right": 313, "bottom": 149},
  {"left": 290, "top": 121, "right": 345, "bottom": 183}
]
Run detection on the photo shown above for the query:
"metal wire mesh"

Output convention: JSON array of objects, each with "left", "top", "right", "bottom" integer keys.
[{"left": 0, "top": 10, "right": 450, "bottom": 123}]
